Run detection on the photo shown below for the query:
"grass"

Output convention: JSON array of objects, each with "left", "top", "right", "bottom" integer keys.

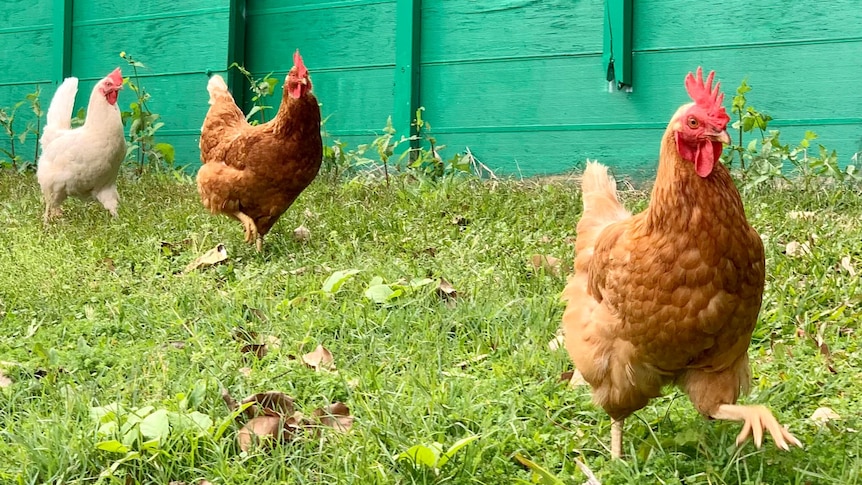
[{"left": 0, "top": 168, "right": 860, "bottom": 484}]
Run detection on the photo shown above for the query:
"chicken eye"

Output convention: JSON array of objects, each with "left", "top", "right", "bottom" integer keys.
[{"left": 687, "top": 117, "right": 699, "bottom": 128}]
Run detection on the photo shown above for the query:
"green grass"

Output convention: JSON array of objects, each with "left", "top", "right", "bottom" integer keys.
[{"left": 0, "top": 169, "right": 860, "bottom": 484}]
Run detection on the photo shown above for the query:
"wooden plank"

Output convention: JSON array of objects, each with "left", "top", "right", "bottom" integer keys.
[
  {"left": 72, "top": 0, "right": 218, "bottom": 21},
  {"left": 603, "top": 0, "right": 632, "bottom": 87},
  {"left": 53, "top": 0, "right": 73, "bottom": 82},
  {"left": 635, "top": 0, "right": 862, "bottom": 50},
  {"left": 394, "top": 0, "right": 421, "bottom": 140},
  {"left": 226, "top": 0, "right": 247, "bottom": 102}
]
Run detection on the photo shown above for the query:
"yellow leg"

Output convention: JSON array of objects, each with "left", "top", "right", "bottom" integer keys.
[
  {"left": 712, "top": 404, "right": 802, "bottom": 451},
  {"left": 255, "top": 234, "right": 263, "bottom": 252},
  {"left": 611, "top": 418, "right": 624, "bottom": 458},
  {"left": 232, "top": 211, "right": 258, "bottom": 244}
]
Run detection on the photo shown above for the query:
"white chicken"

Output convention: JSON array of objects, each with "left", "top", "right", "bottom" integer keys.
[{"left": 37, "top": 68, "right": 126, "bottom": 222}]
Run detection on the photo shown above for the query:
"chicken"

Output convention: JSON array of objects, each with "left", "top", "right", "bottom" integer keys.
[
  {"left": 197, "top": 49, "right": 322, "bottom": 251},
  {"left": 37, "top": 68, "right": 126, "bottom": 222},
  {"left": 561, "top": 68, "right": 802, "bottom": 458}
]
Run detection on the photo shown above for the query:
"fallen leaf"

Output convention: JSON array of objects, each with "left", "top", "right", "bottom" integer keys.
[
  {"left": 303, "top": 208, "right": 315, "bottom": 219},
  {"left": 563, "top": 369, "right": 588, "bottom": 387},
  {"left": 539, "top": 235, "right": 552, "bottom": 244},
  {"left": 289, "top": 266, "right": 308, "bottom": 275},
  {"left": 313, "top": 402, "right": 354, "bottom": 432},
  {"left": 840, "top": 256, "right": 856, "bottom": 276},
  {"left": 241, "top": 391, "right": 296, "bottom": 418},
  {"left": 784, "top": 241, "right": 811, "bottom": 257},
  {"left": 241, "top": 343, "right": 268, "bottom": 359},
  {"left": 293, "top": 225, "right": 311, "bottom": 242},
  {"left": 437, "top": 278, "right": 458, "bottom": 302},
  {"left": 243, "top": 305, "right": 268, "bottom": 323},
  {"left": 0, "top": 370, "right": 11, "bottom": 388},
  {"left": 548, "top": 330, "right": 565, "bottom": 351},
  {"left": 302, "top": 345, "right": 335, "bottom": 371},
  {"left": 422, "top": 247, "right": 437, "bottom": 257},
  {"left": 102, "top": 257, "right": 115, "bottom": 272},
  {"left": 810, "top": 407, "right": 840, "bottom": 426},
  {"left": 239, "top": 367, "right": 253, "bottom": 377},
  {"left": 265, "top": 335, "right": 282, "bottom": 350},
  {"left": 453, "top": 354, "right": 490, "bottom": 369},
  {"left": 238, "top": 415, "right": 290, "bottom": 452},
  {"left": 183, "top": 244, "right": 228, "bottom": 272},
  {"left": 232, "top": 327, "right": 259, "bottom": 343},
  {"left": 168, "top": 340, "right": 186, "bottom": 349},
  {"left": 788, "top": 211, "right": 816, "bottom": 220},
  {"left": 530, "top": 254, "right": 562, "bottom": 276},
  {"left": 450, "top": 215, "right": 469, "bottom": 228}
]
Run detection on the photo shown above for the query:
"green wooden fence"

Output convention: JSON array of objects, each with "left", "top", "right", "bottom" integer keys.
[{"left": 1, "top": 0, "right": 861, "bottom": 177}]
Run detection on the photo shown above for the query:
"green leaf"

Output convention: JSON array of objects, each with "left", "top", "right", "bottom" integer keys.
[
  {"left": 364, "top": 283, "right": 401, "bottom": 304},
  {"left": 513, "top": 453, "right": 565, "bottom": 485},
  {"left": 139, "top": 408, "right": 170, "bottom": 442},
  {"left": 154, "top": 143, "right": 175, "bottom": 164},
  {"left": 437, "top": 435, "right": 480, "bottom": 468},
  {"left": 397, "top": 443, "right": 442, "bottom": 469},
  {"left": 321, "top": 269, "right": 361, "bottom": 294},
  {"left": 96, "top": 440, "right": 129, "bottom": 454}
]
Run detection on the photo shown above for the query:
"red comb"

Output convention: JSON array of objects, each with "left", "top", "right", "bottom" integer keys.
[
  {"left": 293, "top": 49, "right": 307, "bottom": 76},
  {"left": 684, "top": 67, "right": 728, "bottom": 121},
  {"left": 108, "top": 67, "right": 123, "bottom": 85}
]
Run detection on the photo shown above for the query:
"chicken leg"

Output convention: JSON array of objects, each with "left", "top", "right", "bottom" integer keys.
[
  {"left": 611, "top": 418, "right": 624, "bottom": 458},
  {"left": 711, "top": 404, "right": 802, "bottom": 450},
  {"left": 233, "top": 211, "right": 260, "bottom": 251}
]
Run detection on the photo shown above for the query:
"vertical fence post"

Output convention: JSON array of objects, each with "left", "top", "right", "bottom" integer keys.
[
  {"left": 394, "top": 0, "right": 421, "bottom": 144},
  {"left": 227, "top": 0, "right": 247, "bottom": 108},
  {"left": 603, "top": 0, "right": 632, "bottom": 89},
  {"left": 52, "top": 0, "right": 73, "bottom": 83}
]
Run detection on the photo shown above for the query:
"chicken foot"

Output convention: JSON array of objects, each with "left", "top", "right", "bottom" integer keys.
[
  {"left": 232, "top": 211, "right": 262, "bottom": 251},
  {"left": 712, "top": 404, "right": 802, "bottom": 450},
  {"left": 610, "top": 418, "right": 624, "bottom": 458}
]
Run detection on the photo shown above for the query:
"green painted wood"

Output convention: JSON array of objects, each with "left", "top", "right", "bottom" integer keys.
[
  {"left": 226, "top": 0, "right": 247, "bottom": 100},
  {"left": 1, "top": 0, "right": 860, "bottom": 173},
  {"left": 393, "top": 0, "right": 421, "bottom": 141},
  {"left": 52, "top": 0, "right": 73, "bottom": 83},
  {"left": 603, "top": 0, "right": 632, "bottom": 88}
]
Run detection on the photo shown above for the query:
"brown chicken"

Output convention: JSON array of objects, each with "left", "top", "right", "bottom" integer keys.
[
  {"left": 197, "top": 50, "right": 322, "bottom": 251},
  {"left": 562, "top": 68, "right": 801, "bottom": 458}
]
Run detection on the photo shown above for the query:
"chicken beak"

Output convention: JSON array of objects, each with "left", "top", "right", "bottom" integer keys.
[
  {"left": 300, "top": 78, "right": 308, "bottom": 86},
  {"left": 710, "top": 129, "right": 731, "bottom": 145}
]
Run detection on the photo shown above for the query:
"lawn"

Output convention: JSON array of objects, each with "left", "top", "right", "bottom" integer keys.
[{"left": 0, "top": 169, "right": 860, "bottom": 484}]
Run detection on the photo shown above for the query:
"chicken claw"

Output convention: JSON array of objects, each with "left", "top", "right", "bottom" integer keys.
[
  {"left": 232, "top": 211, "right": 258, "bottom": 245},
  {"left": 713, "top": 404, "right": 803, "bottom": 451}
]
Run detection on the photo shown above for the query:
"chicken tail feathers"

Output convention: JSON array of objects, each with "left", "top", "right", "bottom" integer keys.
[
  {"left": 41, "top": 77, "right": 79, "bottom": 147},
  {"left": 574, "top": 161, "right": 631, "bottom": 263},
  {"left": 207, "top": 75, "right": 233, "bottom": 105}
]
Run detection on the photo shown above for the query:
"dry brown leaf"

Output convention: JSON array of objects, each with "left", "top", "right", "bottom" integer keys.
[
  {"left": 241, "top": 391, "right": 296, "bottom": 418},
  {"left": 0, "top": 370, "right": 11, "bottom": 388},
  {"left": 199, "top": 481, "right": 213, "bottom": 485},
  {"left": 168, "top": 340, "right": 186, "bottom": 349},
  {"left": 437, "top": 278, "right": 458, "bottom": 301},
  {"left": 313, "top": 402, "right": 354, "bottom": 433},
  {"left": 548, "top": 329, "right": 565, "bottom": 351},
  {"left": 293, "top": 225, "right": 311, "bottom": 242},
  {"left": 530, "top": 254, "right": 562, "bottom": 276},
  {"left": 239, "top": 367, "right": 253, "bottom": 378},
  {"left": 102, "top": 257, "right": 115, "bottom": 272},
  {"left": 183, "top": 244, "right": 228, "bottom": 273},
  {"left": 784, "top": 241, "right": 811, "bottom": 257},
  {"left": 303, "top": 208, "right": 315, "bottom": 219},
  {"left": 238, "top": 415, "right": 291, "bottom": 452},
  {"left": 788, "top": 211, "right": 817, "bottom": 220},
  {"left": 563, "top": 369, "right": 588, "bottom": 387},
  {"left": 302, "top": 344, "right": 335, "bottom": 371},
  {"left": 232, "top": 327, "right": 259, "bottom": 343},
  {"left": 450, "top": 215, "right": 469, "bottom": 227},
  {"left": 243, "top": 305, "right": 268, "bottom": 323},
  {"left": 453, "top": 353, "right": 490, "bottom": 369},
  {"left": 840, "top": 256, "right": 856, "bottom": 276},
  {"left": 539, "top": 235, "right": 552, "bottom": 244},
  {"left": 265, "top": 335, "right": 282, "bottom": 350},
  {"left": 810, "top": 406, "right": 840, "bottom": 425},
  {"left": 241, "top": 343, "right": 268, "bottom": 359}
]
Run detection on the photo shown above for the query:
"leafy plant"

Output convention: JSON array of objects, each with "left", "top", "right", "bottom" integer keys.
[
  {"left": 0, "top": 86, "right": 44, "bottom": 171},
  {"left": 396, "top": 435, "right": 479, "bottom": 477},
  {"left": 229, "top": 63, "right": 278, "bottom": 125},
  {"left": 724, "top": 79, "right": 858, "bottom": 191},
  {"left": 120, "top": 51, "right": 175, "bottom": 173}
]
